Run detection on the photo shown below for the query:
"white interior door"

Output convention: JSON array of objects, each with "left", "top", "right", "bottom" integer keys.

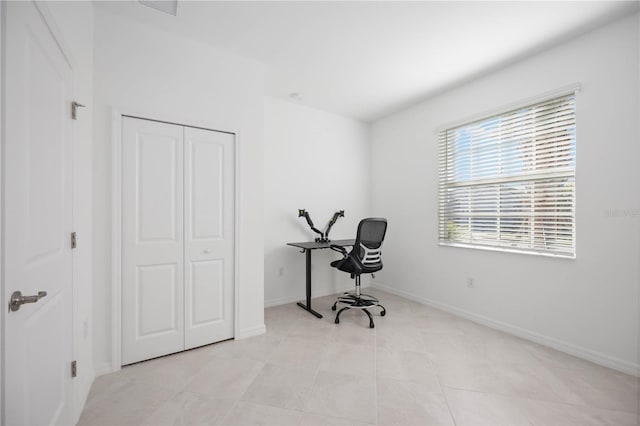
[
  {"left": 3, "top": 2, "right": 75, "bottom": 424},
  {"left": 121, "top": 118, "right": 185, "bottom": 365},
  {"left": 184, "top": 127, "right": 235, "bottom": 349}
]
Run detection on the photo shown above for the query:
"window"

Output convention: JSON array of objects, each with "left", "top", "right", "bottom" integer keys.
[{"left": 438, "top": 93, "right": 576, "bottom": 257}]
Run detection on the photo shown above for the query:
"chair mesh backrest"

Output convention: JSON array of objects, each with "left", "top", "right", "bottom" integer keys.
[{"left": 355, "top": 218, "right": 387, "bottom": 268}]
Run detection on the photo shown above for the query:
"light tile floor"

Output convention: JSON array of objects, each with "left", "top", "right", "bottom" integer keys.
[{"left": 79, "top": 289, "right": 639, "bottom": 425}]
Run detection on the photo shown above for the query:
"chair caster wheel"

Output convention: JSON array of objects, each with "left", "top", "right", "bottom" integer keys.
[
  {"left": 369, "top": 322, "right": 375, "bottom": 329},
  {"left": 335, "top": 318, "right": 340, "bottom": 324},
  {"left": 331, "top": 304, "right": 337, "bottom": 311},
  {"left": 380, "top": 310, "right": 386, "bottom": 316}
]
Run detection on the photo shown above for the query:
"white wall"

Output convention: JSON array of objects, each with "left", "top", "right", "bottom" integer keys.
[
  {"left": 371, "top": 14, "right": 639, "bottom": 374},
  {"left": 92, "top": 9, "right": 265, "bottom": 373},
  {"left": 45, "top": 1, "right": 95, "bottom": 420},
  {"left": 264, "top": 98, "right": 371, "bottom": 307}
]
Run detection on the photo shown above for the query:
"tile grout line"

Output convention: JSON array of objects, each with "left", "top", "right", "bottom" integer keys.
[
  {"left": 215, "top": 353, "right": 270, "bottom": 424},
  {"left": 431, "top": 349, "right": 458, "bottom": 426},
  {"left": 441, "top": 382, "right": 640, "bottom": 417}
]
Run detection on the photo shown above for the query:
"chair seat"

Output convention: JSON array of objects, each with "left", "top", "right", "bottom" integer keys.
[
  {"left": 331, "top": 257, "right": 381, "bottom": 274},
  {"left": 330, "top": 257, "right": 356, "bottom": 274}
]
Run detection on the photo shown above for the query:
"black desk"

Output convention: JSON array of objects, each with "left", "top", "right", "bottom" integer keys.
[{"left": 287, "top": 239, "right": 355, "bottom": 318}]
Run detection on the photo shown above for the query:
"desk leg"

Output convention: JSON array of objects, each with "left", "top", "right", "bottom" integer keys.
[{"left": 296, "top": 249, "right": 323, "bottom": 318}]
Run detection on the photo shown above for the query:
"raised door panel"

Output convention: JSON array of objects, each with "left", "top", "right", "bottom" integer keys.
[
  {"left": 23, "top": 297, "right": 66, "bottom": 425},
  {"left": 25, "top": 25, "right": 66, "bottom": 264},
  {"left": 189, "top": 141, "right": 224, "bottom": 241},
  {"left": 136, "top": 263, "right": 179, "bottom": 337},
  {"left": 121, "top": 117, "right": 184, "bottom": 365},
  {"left": 189, "top": 260, "right": 224, "bottom": 326},
  {"left": 184, "top": 127, "right": 235, "bottom": 349},
  {"left": 136, "top": 133, "right": 179, "bottom": 243}
]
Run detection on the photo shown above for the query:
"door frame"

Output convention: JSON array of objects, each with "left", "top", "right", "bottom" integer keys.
[
  {"left": 1, "top": 0, "right": 83, "bottom": 422},
  {"left": 110, "top": 109, "right": 240, "bottom": 372}
]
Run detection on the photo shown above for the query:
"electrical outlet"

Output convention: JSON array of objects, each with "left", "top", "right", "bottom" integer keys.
[{"left": 467, "top": 277, "right": 475, "bottom": 288}]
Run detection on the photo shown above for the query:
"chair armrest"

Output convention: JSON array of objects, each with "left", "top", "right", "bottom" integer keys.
[
  {"left": 330, "top": 244, "right": 348, "bottom": 258},
  {"left": 331, "top": 245, "right": 364, "bottom": 274}
]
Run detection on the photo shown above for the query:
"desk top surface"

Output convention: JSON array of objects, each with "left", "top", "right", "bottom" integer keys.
[{"left": 287, "top": 239, "right": 355, "bottom": 250}]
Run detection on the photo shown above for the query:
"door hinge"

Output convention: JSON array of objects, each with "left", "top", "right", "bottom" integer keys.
[
  {"left": 71, "top": 101, "right": 85, "bottom": 120},
  {"left": 71, "top": 360, "right": 77, "bottom": 378},
  {"left": 71, "top": 232, "right": 77, "bottom": 249}
]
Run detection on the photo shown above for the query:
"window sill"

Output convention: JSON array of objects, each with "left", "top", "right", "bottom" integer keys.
[{"left": 438, "top": 242, "right": 576, "bottom": 259}]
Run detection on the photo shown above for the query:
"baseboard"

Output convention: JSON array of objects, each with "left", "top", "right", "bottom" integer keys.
[
  {"left": 264, "top": 294, "right": 303, "bottom": 308},
  {"left": 371, "top": 282, "right": 639, "bottom": 377},
  {"left": 94, "top": 361, "right": 114, "bottom": 378},
  {"left": 236, "top": 324, "right": 266, "bottom": 339},
  {"left": 264, "top": 282, "right": 371, "bottom": 308}
]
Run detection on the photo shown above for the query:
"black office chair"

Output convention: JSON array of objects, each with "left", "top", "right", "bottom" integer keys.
[{"left": 330, "top": 218, "right": 387, "bottom": 328}]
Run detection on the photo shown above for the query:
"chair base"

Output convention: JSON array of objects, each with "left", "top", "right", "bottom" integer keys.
[{"left": 331, "top": 291, "right": 386, "bottom": 328}]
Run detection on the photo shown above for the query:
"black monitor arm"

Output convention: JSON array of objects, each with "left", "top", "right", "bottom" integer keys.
[
  {"left": 298, "top": 209, "right": 344, "bottom": 243},
  {"left": 298, "top": 209, "right": 325, "bottom": 242},
  {"left": 324, "top": 210, "right": 345, "bottom": 240}
]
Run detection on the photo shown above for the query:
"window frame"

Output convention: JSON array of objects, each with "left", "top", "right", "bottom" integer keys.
[{"left": 437, "top": 86, "right": 579, "bottom": 259}]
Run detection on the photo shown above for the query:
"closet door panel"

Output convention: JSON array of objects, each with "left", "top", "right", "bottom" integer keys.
[
  {"left": 122, "top": 117, "right": 185, "bottom": 365},
  {"left": 189, "top": 140, "right": 224, "bottom": 240},
  {"left": 190, "top": 259, "right": 224, "bottom": 325},
  {"left": 136, "top": 133, "right": 179, "bottom": 242},
  {"left": 136, "top": 263, "right": 179, "bottom": 336},
  {"left": 184, "top": 127, "right": 235, "bottom": 349}
]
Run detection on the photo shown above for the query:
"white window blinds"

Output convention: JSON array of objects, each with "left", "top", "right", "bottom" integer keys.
[{"left": 438, "top": 93, "right": 576, "bottom": 257}]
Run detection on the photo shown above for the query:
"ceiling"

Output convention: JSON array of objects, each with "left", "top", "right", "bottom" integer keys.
[{"left": 95, "top": 1, "right": 638, "bottom": 122}]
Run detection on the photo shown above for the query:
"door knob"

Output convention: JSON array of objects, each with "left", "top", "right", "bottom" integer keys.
[{"left": 8, "top": 290, "right": 47, "bottom": 312}]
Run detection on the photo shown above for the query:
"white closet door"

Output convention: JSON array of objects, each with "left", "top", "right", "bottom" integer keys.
[
  {"left": 184, "top": 127, "right": 235, "bottom": 349},
  {"left": 122, "top": 117, "right": 185, "bottom": 365}
]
